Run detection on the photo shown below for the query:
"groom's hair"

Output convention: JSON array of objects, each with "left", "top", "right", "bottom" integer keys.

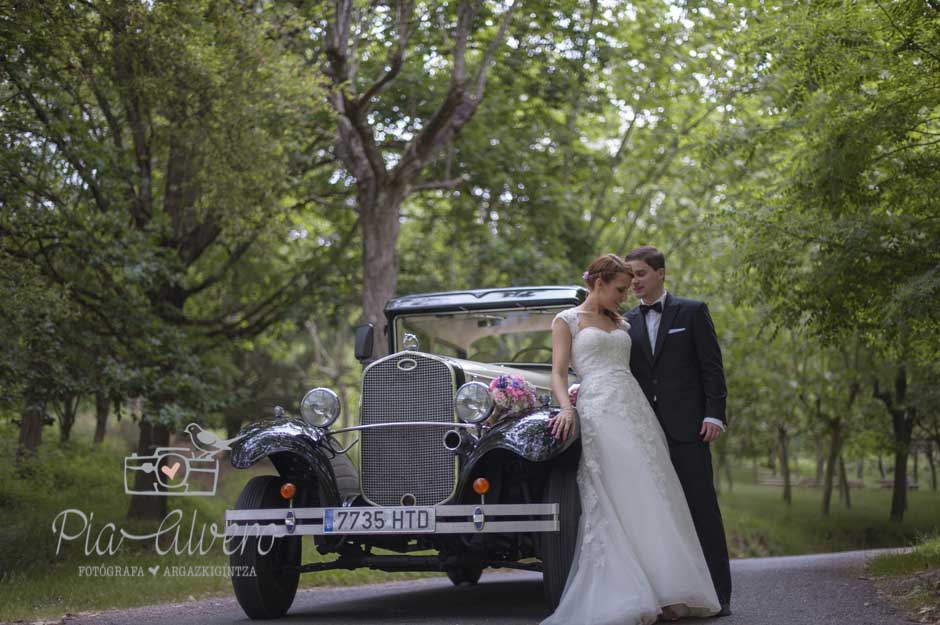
[{"left": 625, "top": 246, "right": 665, "bottom": 271}]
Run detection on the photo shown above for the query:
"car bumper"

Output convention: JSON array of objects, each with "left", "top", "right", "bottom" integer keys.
[{"left": 224, "top": 503, "right": 559, "bottom": 537}]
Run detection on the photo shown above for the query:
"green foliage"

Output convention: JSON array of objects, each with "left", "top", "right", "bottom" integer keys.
[
  {"left": 0, "top": 0, "right": 345, "bottom": 432},
  {"left": 717, "top": 0, "right": 940, "bottom": 355}
]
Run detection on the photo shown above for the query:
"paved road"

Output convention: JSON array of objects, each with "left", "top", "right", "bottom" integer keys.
[{"left": 57, "top": 550, "right": 910, "bottom": 625}]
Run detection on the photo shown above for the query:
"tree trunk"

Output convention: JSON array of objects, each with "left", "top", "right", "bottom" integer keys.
[
  {"left": 360, "top": 188, "right": 404, "bottom": 359},
  {"left": 94, "top": 390, "right": 110, "bottom": 444},
  {"left": 815, "top": 438, "right": 825, "bottom": 484},
  {"left": 778, "top": 425, "right": 791, "bottom": 505},
  {"left": 715, "top": 455, "right": 721, "bottom": 495},
  {"left": 874, "top": 367, "right": 916, "bottom": 522},
  {"left": 127, "top": 418, "right": 170, "bottom": 521},
  {"left": 927, "top": 440, "right": 937, "bottom": 491},
  {"left": 821, "top": 420, "right": 842, "bottom": 516},
  {"left": 768, "top": 448, "right": 776, "bottom": 475},
  {"left": 715, "top": 444, "right": 731, "bottom": 493},
  {"left": 856, "top": 459, "right": 864, "bottom": 479},
  {"left": 912, "top": 445, "right": 919, "bottom": 485},
  {"left": 888, "top": 404, "right": 914, "bottom": 522},
  {"left": 890, "top": 446, "right": 909, "bottom": 521},
  {"left": 838, "top": 454, "right": 851, "bottom": 509},
  {"left": 57, "top": 393, "right": 80, "bottom": 446},
  {"left": 16, "top": 389, "right": 45, "bottom": 466},
  {"left": 877, "top": 455, "right": 886, "bottom": 479}
]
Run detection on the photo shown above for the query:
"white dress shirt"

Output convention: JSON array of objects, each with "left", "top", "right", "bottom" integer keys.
[
  {"left": 643, "top": 291, "right": 668, "bottom": 355},
  {"left": 641, "top": 290, "right": 726, "bottom": 433}
]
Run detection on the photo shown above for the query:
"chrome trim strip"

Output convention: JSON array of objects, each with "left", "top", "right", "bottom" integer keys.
[{"left": 330, "top": 422, "right": 476, "bottom": 435}]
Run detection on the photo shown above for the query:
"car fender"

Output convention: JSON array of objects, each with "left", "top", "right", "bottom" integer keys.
[
  {"left": 456, "top": 409, "right": 580, "bottom": 493},
  {"left": 230, "top": 418, "right": 341, "bottom": 506}
]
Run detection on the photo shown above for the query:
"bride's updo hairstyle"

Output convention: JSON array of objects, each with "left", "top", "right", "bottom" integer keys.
[{"left": 582, "top": 254, "right": 632, "bottom": 322}]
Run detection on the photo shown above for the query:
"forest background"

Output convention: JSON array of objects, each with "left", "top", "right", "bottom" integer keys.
[{"left": 1, "top": 0, "right": 939, "bottom": 619}]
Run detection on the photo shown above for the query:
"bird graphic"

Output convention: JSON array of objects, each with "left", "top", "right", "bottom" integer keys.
[{"left": 183, "top": 423, "right": 245, "bottom": 458}]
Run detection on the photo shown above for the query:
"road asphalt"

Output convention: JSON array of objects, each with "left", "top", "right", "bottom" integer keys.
[{"left": 45, "top": 549, "right": 911, "bottom": 625}]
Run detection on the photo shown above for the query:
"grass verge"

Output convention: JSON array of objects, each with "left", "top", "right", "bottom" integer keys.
[
  {"left": 0, "top": 419, "right": 435, "bottom": 623},
  {"left": 717, "top": 482, "right": 940, "bottom": 558},
  {"left": 868, "top": 535, "right": 940, "bottom": 624}
]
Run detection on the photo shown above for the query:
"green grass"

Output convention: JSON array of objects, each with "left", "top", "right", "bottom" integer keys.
[
  {"left": 869, "top": 535, "right": 940, "bottom": 576},
  {"left": 0, "top": 418, "right": 435, "bottom": 622},
  {"left": 718, "top": 482, "right": 940, "bottom": 558}
]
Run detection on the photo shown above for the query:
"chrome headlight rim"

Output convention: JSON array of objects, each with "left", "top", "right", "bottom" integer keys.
[
  {"left": 300, "top": 387, "right": 341, "bottom": 428},
  {"left": 455, "top": 381, "right": 494, "bottom": 424}
]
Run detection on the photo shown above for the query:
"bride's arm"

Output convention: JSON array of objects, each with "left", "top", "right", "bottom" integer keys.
[{"left": 548, "top": 318, "right": 577, "bottom": 441}]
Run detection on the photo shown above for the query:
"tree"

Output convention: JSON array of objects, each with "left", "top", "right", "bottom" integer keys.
[
  {"left": 288, "top": 0, "right": 519, "bottom": 357},
  {"left": 717, "top": 0, "right": 940, "bottom": 520},
  {"left": 0, "top": 0, "right": 336, "bottom": 518}
]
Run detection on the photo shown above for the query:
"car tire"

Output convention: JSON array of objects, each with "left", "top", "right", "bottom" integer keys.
[
  {"left": 230, "top": 476, "right": 301, "bottom": 620},
  {"left": 446, "top": 566, "right": 483, "bottom": 585},
  {"left": 540, "top": 463, "right": 581, "bottom": 610}
]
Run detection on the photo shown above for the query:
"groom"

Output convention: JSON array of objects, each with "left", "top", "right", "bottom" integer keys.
[{"left": 623, "top": 246, "right": 732, "bottom": 616}]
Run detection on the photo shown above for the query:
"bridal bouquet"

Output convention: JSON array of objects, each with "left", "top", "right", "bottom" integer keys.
[{"left": 488, "top": 374, "right": 537, "bottom": 420}]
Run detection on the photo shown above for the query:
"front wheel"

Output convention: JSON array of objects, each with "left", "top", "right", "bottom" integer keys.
[
  {"left": 540, "top": 463, "right": 581, "bottom": 610},
  {"left": 230, "top": 476, "right": 302, "bottom": 619}
]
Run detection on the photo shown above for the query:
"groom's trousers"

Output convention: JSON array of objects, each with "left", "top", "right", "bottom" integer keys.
[{"left": 666, "top": 436, "right": 732, "bottom": 605}]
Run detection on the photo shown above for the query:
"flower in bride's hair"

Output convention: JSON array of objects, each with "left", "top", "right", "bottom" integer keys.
[{"left": 582, "top": 271, "right": 590, "bottom": 280}]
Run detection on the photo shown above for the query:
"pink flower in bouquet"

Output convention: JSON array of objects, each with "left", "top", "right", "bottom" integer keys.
[{"left": 488, "top": 374, "right": 537, "bottom": 419}]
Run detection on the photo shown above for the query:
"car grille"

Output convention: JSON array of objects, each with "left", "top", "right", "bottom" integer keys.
[{"left": 360, "top": 353, "right": 457, "bottom": 506}]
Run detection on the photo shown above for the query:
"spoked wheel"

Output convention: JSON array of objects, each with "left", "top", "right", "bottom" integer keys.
[
  {"left": 230, "top": 476, "right": 302, "bottom": 619},
  {"left": 446, "top": 566, "right": 483, "bottom": 585},
  {"left": 540, "top": 463, "right": 581, "bottom": 610}
]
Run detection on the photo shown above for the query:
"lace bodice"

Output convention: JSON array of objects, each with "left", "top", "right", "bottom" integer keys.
[{"left": 553, "top": 308, "right": 632, "bottom": 381}]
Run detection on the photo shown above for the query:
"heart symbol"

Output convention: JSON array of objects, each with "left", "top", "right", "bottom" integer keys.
[
  {"left": 148, "top": 565, "right": 160, "bottom": 576},
  {"left": 161, "top": 462, "right": 181, "bottom": 480}
]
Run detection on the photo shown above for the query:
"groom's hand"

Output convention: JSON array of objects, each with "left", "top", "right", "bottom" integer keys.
[{"left": 700, "top": 422, "right": 722, "bottom": 443}]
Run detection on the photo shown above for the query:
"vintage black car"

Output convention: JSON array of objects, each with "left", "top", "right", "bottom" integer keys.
[{"left": 224, "top": 286, "right": 586, "bottom": 619}]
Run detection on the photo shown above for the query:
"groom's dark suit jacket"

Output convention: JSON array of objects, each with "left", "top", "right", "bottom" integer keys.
[{"left": 626, "top": 293, "right": 727, "bottom": 443}]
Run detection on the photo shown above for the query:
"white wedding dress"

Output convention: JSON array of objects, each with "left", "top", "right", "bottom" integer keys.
[{"left": 542, "top": 309, "right": 720, "bottom": 625}]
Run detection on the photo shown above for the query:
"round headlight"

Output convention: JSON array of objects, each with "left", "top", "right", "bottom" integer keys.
[
  {"left": 300, "top": 387, "right": 341, "bottom": 428},
  {"left": 455, "top": 382, "right": 494, "bottom": 424}
]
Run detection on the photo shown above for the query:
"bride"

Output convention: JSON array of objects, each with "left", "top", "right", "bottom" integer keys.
[{"left": 543, "top": 254, "right": 720, "bottom": 625}]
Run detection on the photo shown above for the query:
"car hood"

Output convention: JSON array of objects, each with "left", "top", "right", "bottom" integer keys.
[{"left": 445, "top": 357, "right": 578, "bottom": 404}]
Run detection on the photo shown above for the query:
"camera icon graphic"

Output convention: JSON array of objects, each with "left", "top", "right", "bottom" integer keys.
[
  {"left": 123, "top": 423, "right": 242, "bottom": 497},
  {"left": 123, "top": 448, "right": 220, "bottom": 497}
]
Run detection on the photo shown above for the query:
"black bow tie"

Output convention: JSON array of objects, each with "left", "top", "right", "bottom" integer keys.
[{"left": 640, "top": 302, "right": 663, "bottom": 315}]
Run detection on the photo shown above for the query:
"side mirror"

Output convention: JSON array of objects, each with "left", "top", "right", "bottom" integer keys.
[{"left": 354, "top": 323, "right": 374, "bottom": 362}]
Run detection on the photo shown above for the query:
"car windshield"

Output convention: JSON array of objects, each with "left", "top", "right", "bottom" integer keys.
[{"left": 394, "top": 307, "right": 566, "bottom": 364}]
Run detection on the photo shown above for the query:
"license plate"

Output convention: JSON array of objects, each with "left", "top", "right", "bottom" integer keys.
[{"left": 323, "top": 507, "right": 436, "bottom": 534}]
